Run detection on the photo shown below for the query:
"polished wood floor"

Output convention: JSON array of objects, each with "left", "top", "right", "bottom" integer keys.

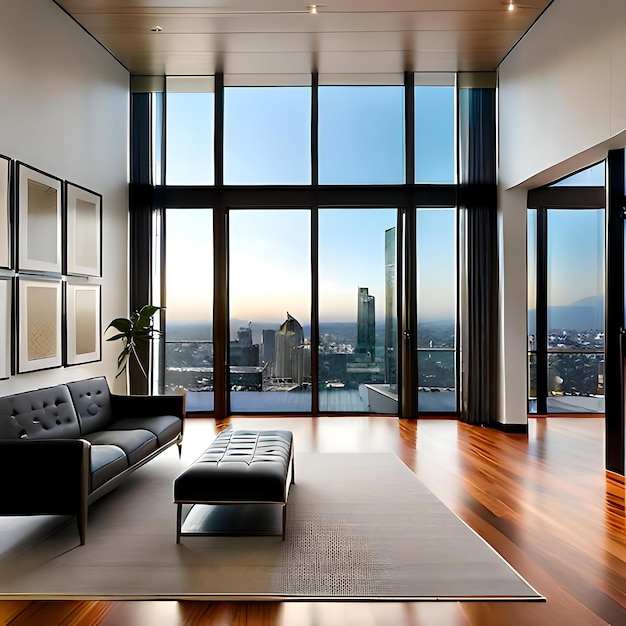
[{"left": 1, "top": 415, "right": 624, "bottom": 625}]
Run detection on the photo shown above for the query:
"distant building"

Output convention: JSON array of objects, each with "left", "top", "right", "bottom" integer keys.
[
  {"left": 275, "top": 313, "right": 305, "bottom": 380},
  {"left": 356, "top": 287, "right": 375, "bottom": 358},
  {"left": 384, "top": 227, "right": 397, "bottom": 386},
  {"left": 262, "top": 329, "right": 276, "bottom": 366},
  {"left": 230, "top": 324, "right": 259, "bottom": 367},
  {"left": 237, "top": 325, "right": 253, "bottom": 347}
]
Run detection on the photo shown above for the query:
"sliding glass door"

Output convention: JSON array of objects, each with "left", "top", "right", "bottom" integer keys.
[
  {"left": 527, "top": 162, "right": 606, "bottom": 414},
  {"left": 318, "top": 208, "right": 398, "bottom": 413},
  {"left": 162, "top": 208, "right": 214, "bottom": 412},
  {"left": 228, "top": 209, "right": 312, "bottom": 413}
]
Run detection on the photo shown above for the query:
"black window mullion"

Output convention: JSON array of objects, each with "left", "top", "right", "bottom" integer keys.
[
  {"left": 213, "top": 73, "right": 229, "bottom": 419},
  {"left": 536, "top": 206, "right": 548, "bottom": 415},
  {"left": 311, "top": 207, "right": 319, "bottom": 416},
  {"left": 605, "top": 148, "right": 625, "bottom": 474}
]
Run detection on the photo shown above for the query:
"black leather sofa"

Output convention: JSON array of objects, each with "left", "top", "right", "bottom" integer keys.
[{"left": 0, "top": 376, "right": 184, "bottom": 544}]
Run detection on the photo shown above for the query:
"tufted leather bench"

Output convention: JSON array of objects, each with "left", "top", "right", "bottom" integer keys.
[{"left": 174, "top": 429, "right": 294, "bottom": 542}]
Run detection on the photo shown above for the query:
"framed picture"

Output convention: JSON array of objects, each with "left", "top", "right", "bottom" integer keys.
[
  {"left": 65, "top": 182, "right": 102, "bottom": 277},
  {"left": 0, "top": 276, "right": 11, "bottom": 379},
  {"left": 16, "top": 162, "right": 62, "bottom": 274},
  {"left": 17, "top": 275, "right": 62, "bottom": 373},
  {"left": 0, "top": 155, "right": 10, "bottom": 269},
  {"left": 65, "top": 282, "right": 101, "bottom": 366}
]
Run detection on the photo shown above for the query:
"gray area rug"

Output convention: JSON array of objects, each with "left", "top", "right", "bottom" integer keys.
[{"left": 0, "top": 451, "right": 543, "bottom": 601}]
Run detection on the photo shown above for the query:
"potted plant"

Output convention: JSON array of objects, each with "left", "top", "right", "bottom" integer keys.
[{"left": 105, "top": 304, "right": 162, "bottom": 392}]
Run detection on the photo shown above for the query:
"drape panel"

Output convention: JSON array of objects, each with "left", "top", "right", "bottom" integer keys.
[
  {"left": 459, "top": 88, "right": 498, "bottom": 426},
  {"left": 128, "top": 93, "right": 153, "bottom": 394}
]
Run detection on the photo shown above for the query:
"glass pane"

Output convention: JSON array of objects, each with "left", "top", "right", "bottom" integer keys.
[
  {"left": 166, "top": 87, "right": 214, "bottom": 185},
  {"left": 318, "top": 209, "right": 397, "bottom": 414},
  {"left": 151, "top": 92, "right": 163, "bottom": 185},
  {"left": 318, "top": 86, "right": 405, "bottom": 185},
  {"left": 414, "top": 86, "right": 455, "bottom": 183},
  {"left": 164, "top": 209, "right": 214, "bottom": 412},
  {"left": 418, "top": 351, "right": 456, "bottom": 413},
  {"left": 224, "top": 87, "right": 311, "bottom": 185},
  {"left": 547, "top": 353, "right": 604, "bottom": 413},
  {"left": 547, "top": 208, "right": 604, "bottom": 413},
  {"left": 550, "top": 162, "right": 605, "bottom": 187},
  {"left": 416, "top": 208, "right": 456, "bottom": 411},
  {"left": 229, "top": 209, "right": 311, "bottom": 412}
]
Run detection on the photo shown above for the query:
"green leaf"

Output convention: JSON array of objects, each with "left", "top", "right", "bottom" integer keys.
[
  {"left": 106, "top": 318, "right": 132, "bottom": 333},
  {"left": 105, "top": 304, "right": 162, "bottom": 380}
]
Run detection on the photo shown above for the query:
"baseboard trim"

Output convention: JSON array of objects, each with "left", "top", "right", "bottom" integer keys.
[{"left": 491, "top": 421, "right": 528, "bottom": 434}]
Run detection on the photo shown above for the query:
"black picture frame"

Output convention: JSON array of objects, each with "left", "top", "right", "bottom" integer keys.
[
  {"left": 16, "top": 275, "right": 63, "bottom": 373},
  {"left": 16, "top": 162, "right": 63, "bottom": 275},
  {"left": 65, "top": 181, "right": 102, "bottom": 277},
  {"left": 64, "top": 281, "right": 102, "bottom": 366},
  {"left": 0, "top": 155, "right": 11, "bottom": 270}
]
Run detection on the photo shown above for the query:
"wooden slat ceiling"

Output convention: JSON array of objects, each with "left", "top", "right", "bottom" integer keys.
[{"left": 53, "top": 0, "right": 553, "bottom": 76}]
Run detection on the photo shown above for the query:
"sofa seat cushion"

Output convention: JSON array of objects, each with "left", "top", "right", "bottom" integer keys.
[
  {"left": 109, "top": 415, "right": 181, "bottom": 448},
  {"left": 83, "top": 429, "right": 157, "bottom": 466},
  {"left": 90, "top": 445, "right": 128, "bottom": 491}
]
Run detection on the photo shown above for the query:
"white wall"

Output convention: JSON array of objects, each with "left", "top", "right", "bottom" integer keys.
[
  {"left": 499, "top": 0, "right": 626, "bottom": 189},
  {"left": 496, "top": 0, "right": 626, "bottom": 425},
  {"left": 0, "top": 0, "right": 129, "bottom": 394}
]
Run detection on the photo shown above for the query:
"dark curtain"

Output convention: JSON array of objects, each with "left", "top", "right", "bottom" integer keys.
[
  {"left": 459, "top": 88, "right": 498, "bottom": 426},
  {"left": 128, "top": 92, "right": 153, "bottom": 394}
]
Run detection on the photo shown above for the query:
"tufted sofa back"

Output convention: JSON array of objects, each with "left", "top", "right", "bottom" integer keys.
[
  {"left": 0, "top": 385, "right": 81, "bottom": 440},
  {"left": 66, "top": 377, "right": 113, "bottom": 435}
]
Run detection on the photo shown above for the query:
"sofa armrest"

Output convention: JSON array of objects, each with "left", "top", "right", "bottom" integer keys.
[
  {"left": 0, "top": 439, "right": 90, "bottom": 516},
  {"left": 110, "top": 392, "right": 186, "bottom": 420}
]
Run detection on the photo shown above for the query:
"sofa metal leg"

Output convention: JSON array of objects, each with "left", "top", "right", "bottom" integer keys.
[{"left": 78, "top": 508, "right": 87, "bottom": 545}]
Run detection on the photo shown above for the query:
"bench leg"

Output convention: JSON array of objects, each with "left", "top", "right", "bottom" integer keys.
[
  {"left": 176, "top": 503, "right": 182, "bottom": 543},
  {"left": 282, "top": 504, "right": 287, "bottom": 541}
]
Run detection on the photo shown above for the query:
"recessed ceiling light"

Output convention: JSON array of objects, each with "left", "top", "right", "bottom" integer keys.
[
  {"left": 307, "top": 4, "right": 318, "bottom": 14},
  {"left": 508, "top": 0, "right": 515, "bottom": 10},
  {"left": 150, "top": 25, "right": 163, "bottom": 32}
]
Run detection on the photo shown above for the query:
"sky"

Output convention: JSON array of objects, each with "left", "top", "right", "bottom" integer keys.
[
  {"left": 163, "top": 84, "right": 464, "bottom": 327},
  {"left": 164, "top": 84, "right": 606, "bottom": 332}
]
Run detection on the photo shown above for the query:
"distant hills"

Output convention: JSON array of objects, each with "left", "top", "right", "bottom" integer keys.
[
  {"left": 166, "top": 298, "right": 605, "bottom": 343},
  {"left": 528, "top": 295, "right": 604, "bottom": 334}
]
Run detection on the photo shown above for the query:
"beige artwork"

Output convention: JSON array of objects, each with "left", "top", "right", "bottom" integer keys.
[
  {"left": 75, "top": 198, "right": 98, "bottom": 269},
  {"left": 27, "top": 179, "right": 58, "bottom": 265},
  {"left": 75, "top": 288, "right": 97, "bottom": 355},
  {"left": 27, "top": 285, "right": 57, "bottom": 361}
]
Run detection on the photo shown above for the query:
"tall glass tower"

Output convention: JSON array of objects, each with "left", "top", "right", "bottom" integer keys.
[
  {"left": 274, "top": 313, "right": 304, "bottom": 379},
  {"left": 356, "top": 287, "right": 375, "bottom": 358},
  {"left": 384, "top": 227, "right": 397, "bottom": 387}
]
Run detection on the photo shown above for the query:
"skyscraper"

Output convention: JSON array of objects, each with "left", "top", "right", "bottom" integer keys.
[
  {"left": 356, "top": 287, "right": 375, "bottom": 358},
  {"left": 262, "top": 329, "right": 276, "bottom": 366},
  {"left": 385, "top": 227, "right": 397, "bottom": 386},
  {"left": 274, "top": 312, "right": 305, "bottom": 379}
]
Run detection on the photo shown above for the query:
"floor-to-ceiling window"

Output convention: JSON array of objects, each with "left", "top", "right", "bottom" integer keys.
[
  {"left": 162, "top": 208, "right": 214, "bottom": 412},
  {"left": 144, "top": 73, "right": 459, "bottom": 416},
  {"left": 318, "top": 208, "right": 398, "bottom": 413},
  {"left": 416, "top": 208, "right": 457, "bottom": 413},
  {"left": 528, "top": 162, "right": 606, "bottom": 414},
  {"left": 228, "top": 208, "right": 312, "bottom": 413}
]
